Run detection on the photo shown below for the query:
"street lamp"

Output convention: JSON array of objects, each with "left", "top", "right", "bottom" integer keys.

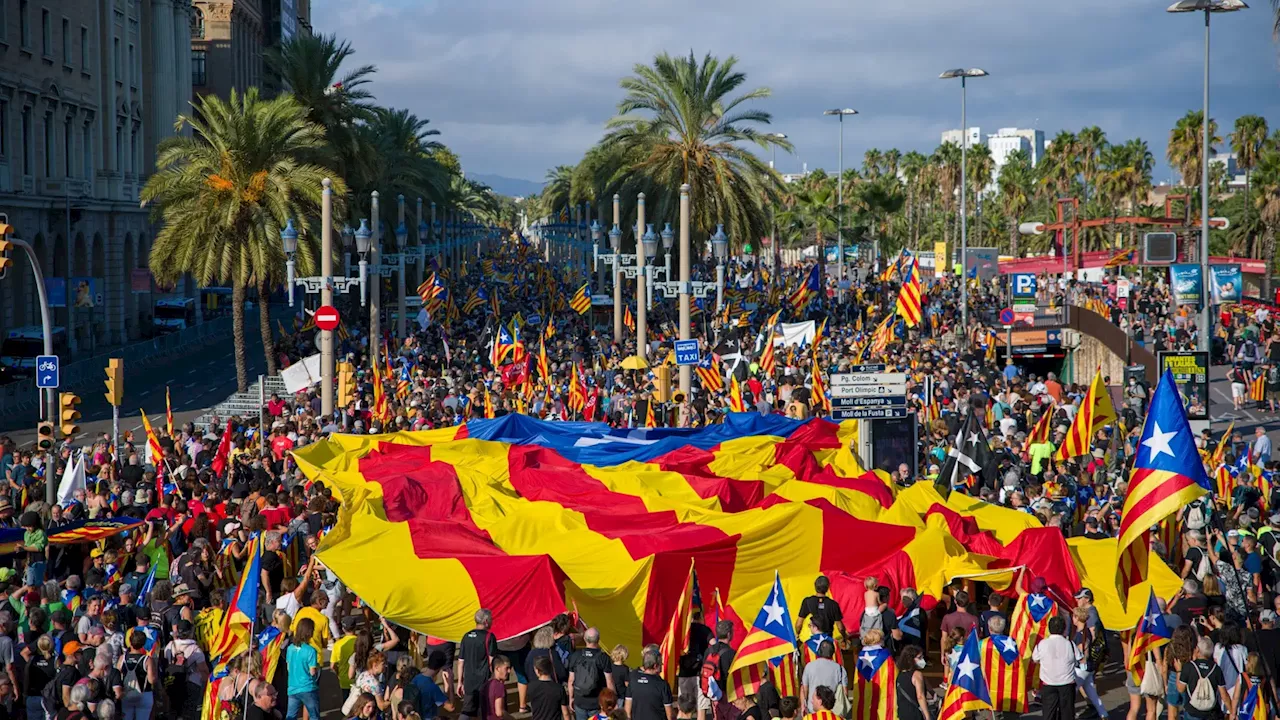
[
  {"left": 939, "top": 68, "right": 989, "bottom": 333},
  {"left": 711, "top": 224, "right": 729, "bottom": 311},
  {"left": 823, "top": 109, "right": 857, "bottom": 301},
  {"left": 1167, "top": 0, "right": 1245, "bottom": 352},
  {"left": 767, "top": 132, "right": 788, "bottom": 280}
]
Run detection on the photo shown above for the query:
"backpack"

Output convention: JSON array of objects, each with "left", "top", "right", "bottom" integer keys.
[
  {"left": 41, "top": 671, "right": 61, "bottom": 712},
  {"left": 1086, "top": 629, "right": 1109, "bottom": 672},
  {"left": 572, "top": 652, "right": 602, "bottom": 699},
  {"left": 122, "top": 655, "right": 146, "bottom": 700},
  {"left": 1188, "top": 662, "right": 1217, "bottom": 712},
  {"left": 700, "top": 649, "right": 723, "bottom": 699},
  {"left": 832, "top": 684, "right": 853, "bottom": 719},
  {"left": 1190, "top": 547, "right": 1214, "bottom": 581},
  {"left": 1185, "top": 501, "right": 1208, "bottom": 532}
]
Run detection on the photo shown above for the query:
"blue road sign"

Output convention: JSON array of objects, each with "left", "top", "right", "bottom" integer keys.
[
  {"left": 674, "top": 339, "right": 700, "bottom": 366},
  {"left": 999, "top": 308, "right": 1015, "bottom": 325},
  {"left": 1012, "top": 273, "right": 1038, "bottom": 299},
  {"left": 36, "top": 355, "right": 59, "bottom": 389}
]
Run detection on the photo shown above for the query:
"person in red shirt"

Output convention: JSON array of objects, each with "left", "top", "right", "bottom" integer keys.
[
  {"left": 270, "top": 429, "right": 294, "bottom": 462},
  {"left": 266, "top": 394, "right": 287, "bottom": 418}
]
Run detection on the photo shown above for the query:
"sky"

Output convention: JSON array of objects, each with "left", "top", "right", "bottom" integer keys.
[{"left": 313, "top": 0, "right": 1279, "bottom": 189}]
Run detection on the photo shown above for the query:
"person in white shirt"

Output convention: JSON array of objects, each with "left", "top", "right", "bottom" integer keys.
[{"left": 1032, "top": 616, "right": 1079, "bottom": 720}]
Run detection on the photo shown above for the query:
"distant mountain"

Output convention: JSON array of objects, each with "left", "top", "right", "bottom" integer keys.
[{"left": 469, "top": 173, "right": 543, "bottom": 198}]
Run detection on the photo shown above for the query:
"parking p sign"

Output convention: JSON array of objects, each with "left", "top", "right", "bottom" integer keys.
[
  {"left": 1012, "top": 273, "right": 1038, "bottom": 300},
  {"left": 674, "top": 339, "right": 700, "bottom": 366}
]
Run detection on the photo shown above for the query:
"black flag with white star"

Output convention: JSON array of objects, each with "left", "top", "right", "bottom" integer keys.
[{"left": 936, "top": 410, "right": 994, "bottom": 497}]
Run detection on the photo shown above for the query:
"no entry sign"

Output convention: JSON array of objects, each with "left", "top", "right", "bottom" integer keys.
[{"left": 315, "top": 305, "right": 341, "bottom": 332}]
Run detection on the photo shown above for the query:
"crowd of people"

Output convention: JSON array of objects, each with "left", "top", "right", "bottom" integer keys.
[{"left": 0, "top": 233, "right": 1277, "bottom": 720}]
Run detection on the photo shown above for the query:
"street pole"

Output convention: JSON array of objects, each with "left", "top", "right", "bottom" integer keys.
[
  {"left": 636, "top": 193, "right": 648, "bottom": 359},
  {"left": 397, "top": 194, "right": 407, "bottom": 342},
  {"left": 430, "top": 202, "right": 438, "bottom": 274},
  {"left": 369, "top": 191, "right": 381, "bottom": 373},
  {"left": 1200, "top": 7, "right": 1212, "bottom": 353},
  {"left": 10, "top": 238, "right": 57, "bottom": 435},
  {"left": 613, "top": 194, "right": 623, "bottom": 345},
  {"left": 960, "top": 77, "right": 969, "bottom": 332},
  {"left": 837, "top": 113, "right": 845, "bottom": 301},
  {"left": 596, "top": 199, "right": 607, "bottom": 295},
  {"left": 678, "top": 184, "right": 692, "bottom": 396},
  {"left": 320, "top": 178, "right": 335, "bottom": 418},
  {"left": 416, "top": 197, "right": 425, "bottom": 287}
]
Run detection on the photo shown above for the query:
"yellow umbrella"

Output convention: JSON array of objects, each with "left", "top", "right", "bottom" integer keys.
[{"left": 620, "top": 355, "right": 649, "bottom": 370}]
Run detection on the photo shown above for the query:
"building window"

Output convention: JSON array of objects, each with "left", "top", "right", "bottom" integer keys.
[
  {"left": 20, "top": 108, "right": 31, "bottom": 174},
  {"left": 19, "top": 0, "right": 30, "bottom": 48},
  {"left": 191, "top": 49, "right": 206, "bottom": 86},
  {"left": 83, "top": 125, "right": 92, "bottom": 180},
  {"left": 40, "top": 8, "right": 49, "bottom": 56},
  {"left": 128, "top": 43, "right": 135, "bottom": 86},
  {"left": 113, "top": 37, "right": 120, "bottom": 78},
  {"left": 191, "top": 8, "right": 203, "bottom": 39},
  {"left": 43, "top": 114, "right": 52, "bottom": 177},
  {"left": 80, "top": 27, "right": 88, "bottom": 71},
  {"left": 61, "top": 18, "right": 69, "bottom": 64},
  {"left": 63, "top": 119, "right": 71, "bottom": 177},
  {"left": 115, "top": 125, "right": 122, "bottom": 171}
]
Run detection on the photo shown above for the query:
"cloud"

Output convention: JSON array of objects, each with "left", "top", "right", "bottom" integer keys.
[{"left": 313, "top": 0, "right": 1279, "bottom": 186}]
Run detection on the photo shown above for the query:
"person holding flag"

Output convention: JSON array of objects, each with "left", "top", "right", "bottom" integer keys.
[
  {"left": 1116, "top": 370, "right": 1213, "bottom": 605},
  {"left": 938, "top": 629, "right": 991, "bottom": 720},
  {"left": 725, "top": 572, "right": 798, "bottom": 703},
  {"left": 1008, "top": 577, "right": 1061, "bottom": 689}
]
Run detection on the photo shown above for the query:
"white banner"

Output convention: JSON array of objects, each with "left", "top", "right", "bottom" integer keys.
[
  {"left": 772, "top": 321, "right": 816, "bottom": 348},
  {"left": 281, "top": 353, "right": 324, "bottom": 394}
]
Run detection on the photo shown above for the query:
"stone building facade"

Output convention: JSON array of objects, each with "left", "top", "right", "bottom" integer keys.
[{"left": 0, "top": 0, "right": 196, "bottom": 352}]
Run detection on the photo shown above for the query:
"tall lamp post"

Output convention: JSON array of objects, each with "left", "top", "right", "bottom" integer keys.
[
  {"left": 767, "top": 132, "right": 787, "bottom": 280},
  {"left": 1167, "top": 0, "right": 1245, "bottom": 352},
  {"left": 636, "top": 194, "right": 649, "bottom": 358},
  {"left": 822, "top": 109, "right": 857, "bottom": 301},
  {"left": 939, "top": 68, "right": 988, "bottom": 332},
  {"left": 711, "top": 224, "right": 729, "bottom": 311},
  {"left": 369, "top": 191, "right": 382, "bottom": 371},
  {"left": 282, "top": 178, "right": 369, "bottom": 417}
]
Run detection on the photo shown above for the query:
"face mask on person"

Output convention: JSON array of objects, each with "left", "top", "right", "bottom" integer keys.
[{"left": 915, "top": 658, "right": 927, "bottom": 669}]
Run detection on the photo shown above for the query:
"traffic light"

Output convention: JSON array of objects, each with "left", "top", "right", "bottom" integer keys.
[
  {"left": 653, "top": 365, "right": 672, "bottom": 403},
  {"left": 36, "top": 422, "right": 55, "bottom": 451},
  {"left": 0, "top": 213, "right": 13, "bottom": 280},
  {"left": 336, "top": 361, "right": 355, "bottom": 406},
  {"left": 59, "top": 392, "right": 82, "bottom": 438},
  {"left": 104, "top": 358, "right": 124, "bottom": 406}
]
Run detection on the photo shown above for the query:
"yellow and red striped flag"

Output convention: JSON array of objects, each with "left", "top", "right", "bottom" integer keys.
[
  {"left": 645, "top": 399, "right": 657, "bottom": 428},
  {"left": 1055, "top": 369, "right": 1115, "bottom": 461},
  {"left": 728, "top": 376, "right": 746, "bottom": 412},
  {"left": 895, "top": 257, "right": 924, "bottom": 327},
  {"left": 139, "top": 411, "right": 164, "bottom": 465},
  {"left": 165, "top": 386, "right": 173, "bottom": 437},
  {"left": 568, "top": 364, "right": 586, "bottom": 413},
  {"left": 371, "top": 355, "right": 389, "bottom": 424},
  {"left": 850, "top": 644, "right": 897, "bottom": 720},
  {"left": 570, "top": 283, "right": 592, "bottom": 315},
  {"left": 658, "top": 560, "right": 695, "bottom": 689},
  {"left": 1022, "top": 407, "right": 1054, "bottom": 454},
  {"left": 980, "top": 633, "right": 1027, "bottom": 714}
]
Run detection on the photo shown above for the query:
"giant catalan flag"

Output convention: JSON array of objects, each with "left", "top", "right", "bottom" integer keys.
[
  {"left": 1116, "top": 370, "right": 1211, "bottom": 604},
  {"left": 292, "top": 415, "right": 1176, "bottom": 653}
]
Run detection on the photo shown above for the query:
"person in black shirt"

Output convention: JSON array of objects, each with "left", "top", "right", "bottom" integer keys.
[
  {"left": 1176, "top": 637, "right": 1231, "bottom": 719},
  {"left": 567, "top": 628, "right": 613, "bottom": 720},
  {"left": 456, "top": 610, "right": 499, "bottom": 720},
  {"left": 259, "top": 533, "right": 286, "bottom": 604},
  {"left": 246, "top": 681, "right": 282, "bottom": 720},
  {"left": 796, "top": 576, "right": 846, "bottom": 642},
  {"left": 677, "top": 612, "right": 712, "bottom": 702},
  {"left": 625, "top": 647, "right": 673, "bottom": 720},
  {"left": 977, "top": 593, "right": 1006, "bottom": 639},
  {"left": 755, "top": 677, "right": 782, "bottom": 719},
  {"left": 527, "top": 657, "right": 569, "bottom": 720}
]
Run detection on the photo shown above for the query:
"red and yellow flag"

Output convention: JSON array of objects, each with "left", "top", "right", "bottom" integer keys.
[
  {"left": 165, "top": 386, "right": 174, "bottom": 437},
  {"left": 1055, "top": 369, "right": 1115, "bottom": 461},
  {"left": 980, "top": 634, "right": 1028, "bottom": 714},
  {"left": 371, "top": 355, "right": 389, "bottom": 424},
  {"left": 728, "top": 376, "right": 746, "bottom": 412},
  {"left": 658, "top": 560, "right": 695, "bottom": 688},
  {"left": 139, "top": 411, "right": 164, "bottom": 465}
]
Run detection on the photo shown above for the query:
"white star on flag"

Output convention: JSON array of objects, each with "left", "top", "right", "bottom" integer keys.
[
  {"left": 762, "top": 592, "right": 786, "bottom": 627},
  {"left": 956, "top": 657, "right": 979, "bottom": 681},
  {"left": 1030, "top": 594, "right": 1047, "bottom": 609},
  {"left": 859, "top": 651, "right": 876, "bottom": 669},
  {"left": 999, "top": 636, "right": 1019, "bottom": 654},
  {"left": 1142, "top": 422, "right": 1177, "bottom": 462},
  {"left": 1145, "top": 612, "right": 1161, "bottom": 628}
]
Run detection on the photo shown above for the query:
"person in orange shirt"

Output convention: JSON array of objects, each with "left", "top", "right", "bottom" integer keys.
[{"left": 1042, "top": 372, "right": 1063, "bottom": 404}]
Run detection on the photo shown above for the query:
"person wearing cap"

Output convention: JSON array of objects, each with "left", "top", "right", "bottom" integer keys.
[
  {"left": 1073, "top": 588, "right": 1103, "bottom": 636},
  {"left": 54, "top": 640, "right": 84, "bottom": 716}
]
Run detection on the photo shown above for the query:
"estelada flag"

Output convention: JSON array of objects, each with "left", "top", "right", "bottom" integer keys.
[
  {"left": 139, "top": 410, "right": 164, "bottom": 467},
  {"left": 1055, "top": 369, "right": 1116, "bottom": 461},
  {"left": 1009, "top": 590, "right": 1060, "bottom": 682},
  {"left": 851, "top": 643, "right": 897, "bottom": 720},
  {"left": 980, "top": 633, "right": 1027, "bottom": 714},
  {"left": 1127, "top": 588, "right": 1172, "bottom": 683},
  {"left": 697, "top": 355, "right": 724, "bottom": 394},
  {"left": 570, "top": 283, "right": 592, "bottom": 315},
  {"left": 1022, "top": 407, "right": 1054, "bottom": 454},
  {"left": 1116, "top": 369, "right": 1211, "bottom": 604},
  {"left": 896, "top": 257, "right": 924, "bottom": 327},
  {"left": 788, "top": 266, "right": 820, "bottom": 313},
  {"left": 938, "top": 629, "right": 992, "bottom": 720},
  {"left": 726, "top": 571, "right": 797, "bottom": 700}
]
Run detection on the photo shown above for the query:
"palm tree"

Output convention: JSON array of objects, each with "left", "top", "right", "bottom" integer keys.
[
  {"left": 265, "top": 33, "right": 377, "bottom": 179},
  {"left": 1253, "top": 136, "right": 1280, "bottom": 295},
  {"left": 602, "top": 51, "right": 791, "bottom": 257},
  {"left": 775, "top": 185, "right": 840, "bottom": 267},
  {"left": 541, "top": 165, "right": 574, "bottom": 220},
  {"left": 1075, "top": 126, "right": 1108, "bottom": 204},
  {"left": 997, "top": 150, "right": 1034, "bottom": 256},
  {"left": 932, "top": 142, "right": 962, "bottom": 245},
  {"left": 901, "top": 151, "right": 928, "bottom": 248},
  {"left": 1041, "top": 131, "right": 1080, "bottom": 200},
  {"left": 1168, "top": 111, "right": 1222, "bottom": 206},
  {"left": 882, "top": 149, "right": 902, "bottom": 180},
  {"left": 142, "top": 89, "right": 341, "bottom": 391},
  {"left": 863, "top": 149, "right": 883, "bottom": 180},
  {"left": 348, "top": 108, "right": 450, "bottom": 238},
  {"left": 1232, "top": 115, "right": 1270, "bottom": 257}
]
